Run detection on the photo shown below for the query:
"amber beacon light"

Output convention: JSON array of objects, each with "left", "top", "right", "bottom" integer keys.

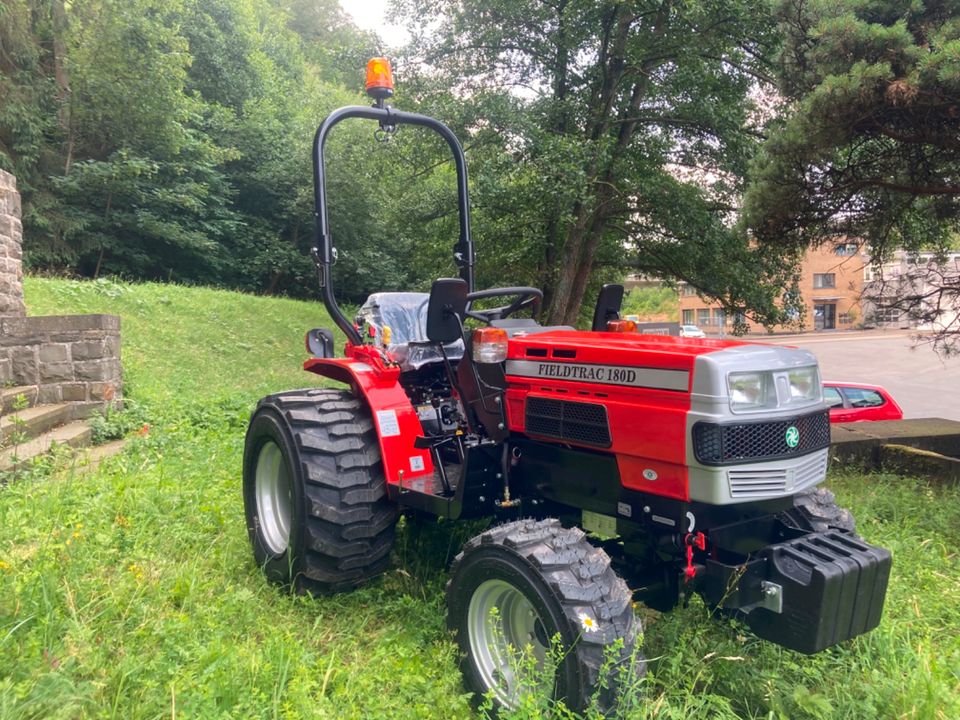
[{"left": 366, "top": 57, "right": 395, "bottom": 100}]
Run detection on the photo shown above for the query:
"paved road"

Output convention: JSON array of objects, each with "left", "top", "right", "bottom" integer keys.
[{"left": 761, "top": 330, "right": 960, "bottom": 421}]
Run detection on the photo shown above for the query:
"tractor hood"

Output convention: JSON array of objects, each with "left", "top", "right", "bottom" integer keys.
[{"left": 505, "top": 329, "right": 763, "bottom": 393}]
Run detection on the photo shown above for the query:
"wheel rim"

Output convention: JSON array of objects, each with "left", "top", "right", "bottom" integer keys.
[
  {"left": 254, "top": 441, "right": 293, "bottom": 555},
  {"left": 467, "top": 579, "right": 551, "bottom": 708}
]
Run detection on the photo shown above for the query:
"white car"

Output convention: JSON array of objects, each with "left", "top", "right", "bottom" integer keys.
[{"left": 680, "top": 324, "right": 706, "bottom": 338}]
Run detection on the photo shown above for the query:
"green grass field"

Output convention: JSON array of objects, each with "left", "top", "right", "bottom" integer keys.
[{"left": 0, "top": 277, "right": 957, "bottom": 719}]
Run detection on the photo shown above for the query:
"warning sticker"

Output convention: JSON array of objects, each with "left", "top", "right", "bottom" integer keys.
[
  {"left": 410, "top": 456, "right": 425, "bottom": 472},
  {"left": 376, "top": 409, "right": 401, "bottom": 437}
]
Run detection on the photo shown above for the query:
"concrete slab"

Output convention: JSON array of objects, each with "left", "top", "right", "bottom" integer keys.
[
  {"left": 0, "top": 420, "right": 92, "bottom": 472},
  {"left": 0, "top": 403, "right": 70, "bottom": 443}
]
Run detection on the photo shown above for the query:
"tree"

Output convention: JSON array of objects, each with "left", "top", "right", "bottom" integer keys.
[
  {"left": 1, "top": 0, "right": 389, "bottom": 296},
  {"left": 394, "top": 0, "right": 782, "bottom": 325},
  {"left": 742, "top": 0, "right": 960, "bottom": 351}
]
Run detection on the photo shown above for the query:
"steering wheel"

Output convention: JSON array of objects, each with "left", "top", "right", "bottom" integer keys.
[{"left": 465, "top": 287, "right": 544, "bottom": 323}]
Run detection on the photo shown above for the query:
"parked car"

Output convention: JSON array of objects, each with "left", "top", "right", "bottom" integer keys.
[
  {"left": 680, "top": 324, "right": 706, "bottom": 338},
  {"left": 823, "top": 381, "right": 904, "bottom": 423}
]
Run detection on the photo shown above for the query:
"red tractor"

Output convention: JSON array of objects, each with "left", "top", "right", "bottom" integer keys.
[{"left": 242, "top": 59, "right": 891, "bottom": 712}]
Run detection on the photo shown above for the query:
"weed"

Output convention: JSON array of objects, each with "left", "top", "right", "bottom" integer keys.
[{"left": 87, "top": 399, "right": 151, "bottom": 444}]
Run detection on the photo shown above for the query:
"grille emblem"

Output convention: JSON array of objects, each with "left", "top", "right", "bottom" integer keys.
[{"left": 785, "top": 426, "right": 800, "bottom": 448}]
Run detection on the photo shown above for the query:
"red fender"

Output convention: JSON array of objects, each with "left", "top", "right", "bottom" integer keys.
[{"left": 303, "top": 345, "right": 434, "bottom": 488}]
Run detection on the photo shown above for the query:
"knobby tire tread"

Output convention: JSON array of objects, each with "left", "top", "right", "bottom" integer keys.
[{"left": 259, "top": 387, "right": 398, "bottom": 594}]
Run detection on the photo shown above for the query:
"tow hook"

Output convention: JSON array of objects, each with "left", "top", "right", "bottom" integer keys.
[{"left": 683, "top": 531, "right": 707, "bottom": 582}]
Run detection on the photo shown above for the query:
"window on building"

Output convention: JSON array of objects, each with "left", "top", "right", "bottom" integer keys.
[
  {"left": 682, "top": 309, "right": 694, "bottom": 325},
  {"left": 834, "top": 243, "right": 858, "bottom": 256},
  {"left": 697, "top": 308, "right": 710, "bottom": 326},
  {"left": 681, "top": 284, "right": 697, "bottom": 297},
  {"left": 813, "top": 273, "right": 836, "bottom": 289},
  {"left": 874, "top": 307, "right": 900, "bottom": 325},
  {"left": 714, "top": 308, "right": 726, "bottom": 326}
]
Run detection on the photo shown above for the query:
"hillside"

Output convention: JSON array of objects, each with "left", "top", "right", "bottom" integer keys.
[
  {"left": 0, "top": 277, "right": 957, "bottom": 720},
  {"left": 23, "top": 276, "right": 344, "bottom": 406}
]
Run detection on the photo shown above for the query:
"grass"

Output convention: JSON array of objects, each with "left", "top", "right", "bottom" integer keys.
[
  {"left": 1, "top": 276, "right": 958, "bottom": 719},
  {"left": 620, "top": 286, "right": 679, "bottom": 322}
]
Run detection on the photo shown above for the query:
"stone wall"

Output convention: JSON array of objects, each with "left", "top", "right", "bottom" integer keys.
[
  {"left": 0, "top": 314, "right": 122, "bottom": 418},
  {"left": 0, "top": 170, "right": 25, "bottom": 317},
  {"left": 0, "top": 170, "right": 122, "bottom": 417}
]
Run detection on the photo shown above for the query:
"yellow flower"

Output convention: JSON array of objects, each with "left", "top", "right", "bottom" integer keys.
[{"left": 0, "top": 560, "right": 10, "bottom": 571}]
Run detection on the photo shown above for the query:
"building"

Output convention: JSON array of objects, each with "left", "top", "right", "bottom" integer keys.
[
  {"left": 678, "top": 242, "right": 869, "bottom": 334},
  {"left": 862, "top": 250, "right": 960, "bottom": 332}
]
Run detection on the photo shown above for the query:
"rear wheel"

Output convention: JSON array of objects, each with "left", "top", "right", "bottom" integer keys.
[
  {"left": 243, "top": 388, "right": 398, "bottom": 593},
  {"left": 446, "top": 519, "right": 643, "bottom": 713}
]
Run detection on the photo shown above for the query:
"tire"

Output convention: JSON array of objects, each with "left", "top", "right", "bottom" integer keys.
[
  {"left": 446, "top": 518, "right": 643, "bottom": 714},
  {"left": 242, "top": 387, "right": 398, "bottom": 593},
  {"left": 780, "top": 486, "right": 856, "bottom": 533}
]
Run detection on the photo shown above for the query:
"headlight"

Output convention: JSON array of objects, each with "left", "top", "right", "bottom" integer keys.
[
  {"left": 787, "top": 367, "right": 820, "bottom": 402},
  {"left": 727, "top": 366, "right": 821, "bottom": 412},
  {"left": 728, "top": 371, "right": 776, "bottom": 411}
]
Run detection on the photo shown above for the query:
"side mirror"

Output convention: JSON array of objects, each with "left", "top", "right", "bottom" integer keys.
[
  {"left": 426, "top": 278, "right": 468, "bottom": 344},
  {"left": 591, "top": 284, "right": 624, "bottom": 331},
  {"left": 306, "top": 328, "right": 335, "bottom": 358}
]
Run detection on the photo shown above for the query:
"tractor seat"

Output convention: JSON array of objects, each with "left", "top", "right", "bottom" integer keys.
[{"left": 357, "top": 292, "right": 465, "bottom": 372}]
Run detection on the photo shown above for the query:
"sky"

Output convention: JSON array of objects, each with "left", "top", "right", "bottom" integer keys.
[{"left": 339, "top": 0, "right": 411, "bottom": 49}]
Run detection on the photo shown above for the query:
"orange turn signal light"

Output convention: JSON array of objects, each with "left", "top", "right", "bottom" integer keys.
[
  {"left": 472, "top": 327, "right": 509, "bottom": 363},
  {"left": 366, "top": 57, "right": 394, "bottom": 99},
  {"left": 607, "top": 319, "right": 637, "bottom": 333}
]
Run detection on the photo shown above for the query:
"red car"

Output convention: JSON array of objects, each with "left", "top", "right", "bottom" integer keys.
[{"left": 823, "top": 381, "right": 904, "bottom": 423}]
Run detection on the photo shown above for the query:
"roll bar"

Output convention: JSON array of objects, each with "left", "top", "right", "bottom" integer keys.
[{"left": 311, "top": 105, "right": 475, "bottom": 346}]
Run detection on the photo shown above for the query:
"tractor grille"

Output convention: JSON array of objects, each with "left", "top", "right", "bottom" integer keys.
[
  {"left": 693, "top": 410, "right": 830, "bottom": 466},
  {"left": 728, "top": 451, "right": 828, "bottom": 498},
  {"left": 525, "top": 397, "right": 611, "bottom": 448}
]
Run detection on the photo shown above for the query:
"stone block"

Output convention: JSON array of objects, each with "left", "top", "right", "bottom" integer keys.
[
  {"left": 39, "top": 343, "right": 70, "bottom": 363},
  {"left": 61, "top": 382, "right": 88, "bottom": 402},
  {"left": 12, "top": 314, "right": 118, "bottom": 334},
  {"left": 71, "top": 339, "right": 105, "bottom": 360},
  {"left": 10, "top": 347, "right": 38, "bottom": 384},
  {"left": 104, "top": 334, "right": 121, "bottom": 358},
  {"left": 0, "top": 333, "right": 44, "bottom": 348},
  {"left": 37, "top": 384, "right": 63, "bottom": 404},
  {"left": 67, "top": 400, "right": 112, "bottom": 421},
  {"left": 90, "top": 382, "right": 119, "bottom": 402},
  {"left": 40, "top": 361, "right": 74, "bottom": 382},
  {"left": 74, "top": 359, "right": 112, "bottom": 381},
  {"left": 0, "top": 296, "right": 24, "bottom": 317},
  {"left": 0, "top": 356, "right": 10, "bottom": 384}
]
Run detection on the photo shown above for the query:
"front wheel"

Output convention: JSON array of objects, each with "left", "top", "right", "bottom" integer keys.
[
  {"left": 446, "top": 519, "right": 643, "bottom": 713},
  {"left": 780, "top": 486, "right": 856, "bottom": 533}
]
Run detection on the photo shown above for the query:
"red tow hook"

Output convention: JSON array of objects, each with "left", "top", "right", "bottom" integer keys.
[{"left": 683, "top": 531, "right": 707, "bottom": 582}]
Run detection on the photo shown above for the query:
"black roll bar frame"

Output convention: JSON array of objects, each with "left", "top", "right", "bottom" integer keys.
[{"left": 311, "top": 105, "right": 475, "bottom": 346}]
